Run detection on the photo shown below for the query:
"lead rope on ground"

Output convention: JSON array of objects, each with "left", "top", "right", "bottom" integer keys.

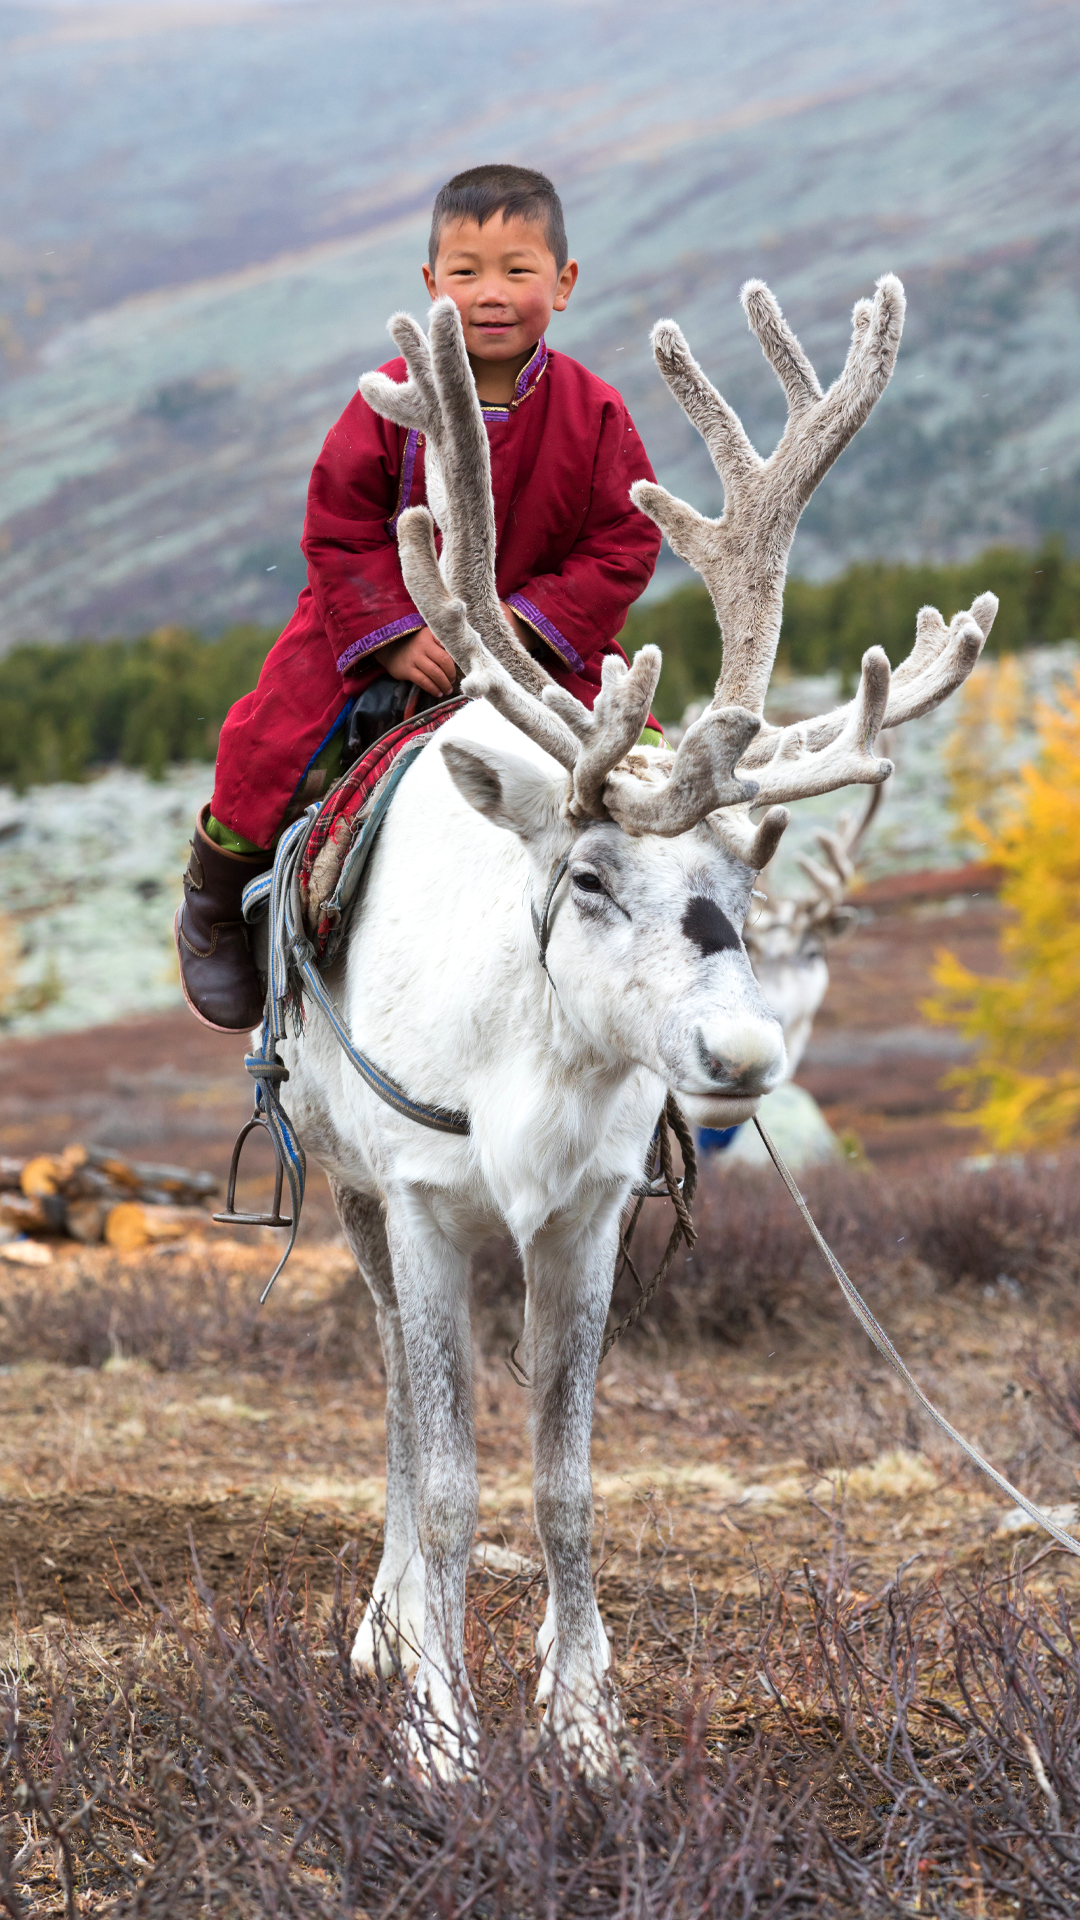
[{"left": 754, "top": 1115, "right": 1080, "bottom": 1561}]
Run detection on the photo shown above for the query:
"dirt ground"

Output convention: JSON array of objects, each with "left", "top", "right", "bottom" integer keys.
[
  {"left": 1, "top": 1231, "right": 1078, "bottom": 1637},
  {"left": 0, "top": 879, "right": 1057, "bottom": 1637}
]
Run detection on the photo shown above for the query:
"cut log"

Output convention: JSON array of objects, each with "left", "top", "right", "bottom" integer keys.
[
  {"left": 20, "top": 1145, "right": 88, "bottom": 1197},
  {"left": 65, "top": 1198, "right": 107, "bottom": 1245},
  {"left": 0, "top": 1239, "right": 53, "bottom": 1267},
  {"left": 20, "top": 1155, "right": 62, "bottom": 1197},
  {"left": 85, "top": 1148, "right": 219, "bottom": 1206},
  {"left": 87, "top": 1153, "right": 141, "bottom": 1194},
  {"left": 0, "top": 1158, "right": 25, "bottom": 1192},
  {"left": 104, "top": 1202, "right": 215, "bottom": 1253},
  {"left": 0, "top": 1191, "right": 66, "bottom": 1235}
]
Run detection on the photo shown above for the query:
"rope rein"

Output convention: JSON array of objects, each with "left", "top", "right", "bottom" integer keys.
[{"left": 602, "top": 1096, "right": 698, "bottom": 1360}]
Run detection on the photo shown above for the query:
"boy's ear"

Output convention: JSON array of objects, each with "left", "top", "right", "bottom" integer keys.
[
  {"left": 442, "top": 740, "right": 564, "bottom": 843},
  {"left": 553, "top": 258, "right": 579, "bottom": 313}
]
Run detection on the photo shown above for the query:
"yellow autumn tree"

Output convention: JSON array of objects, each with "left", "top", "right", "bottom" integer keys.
[
  {"left": 927, "top": 671, "right": 1080, "bottom": 1148},
  {"left": 942, "top": 653, "right": 1024, "bottom": 843}
]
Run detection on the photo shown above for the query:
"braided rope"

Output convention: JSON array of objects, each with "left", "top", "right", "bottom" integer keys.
[{"left": 601, "top": 1095, "right": 698, "bottom": 1361}]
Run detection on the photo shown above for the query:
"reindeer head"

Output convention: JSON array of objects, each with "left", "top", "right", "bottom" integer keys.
[
  {"left": 746, "top": 787, "right": 881, "bottom": 1074},
  {"left": 360, "top": 290, "right": 996, "bottom": 1127}
]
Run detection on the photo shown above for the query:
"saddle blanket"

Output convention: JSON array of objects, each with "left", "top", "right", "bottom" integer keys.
[{"left": 298, "top": 695, "right": 466, "bottom": 963}]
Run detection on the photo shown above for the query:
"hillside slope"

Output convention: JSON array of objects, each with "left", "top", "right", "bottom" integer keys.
[{"left": 1, "top": 0, "right": 1078, "bottom": 645}]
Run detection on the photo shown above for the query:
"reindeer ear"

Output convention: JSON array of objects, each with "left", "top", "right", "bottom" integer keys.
[{"left": 441, "top": 740, "right": 564, "bottom": 842}]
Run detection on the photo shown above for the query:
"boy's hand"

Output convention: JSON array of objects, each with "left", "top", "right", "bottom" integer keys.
[
  {"left": 377, "top": 627, "right": 456, "bottom": 697},
  {"left": 376, "top": 604, "right": 533, "bottom": 697}
]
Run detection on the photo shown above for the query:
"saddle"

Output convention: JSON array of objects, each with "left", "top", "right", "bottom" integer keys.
[{"left": 297, "top": 693, "right": 466, "bottom": 963}]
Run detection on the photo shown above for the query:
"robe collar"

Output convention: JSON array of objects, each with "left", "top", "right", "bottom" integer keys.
[{"left": 478, "top": 337, "right": 548, "bottom": 421}]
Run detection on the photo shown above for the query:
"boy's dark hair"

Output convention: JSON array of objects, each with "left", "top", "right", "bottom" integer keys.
[{"left": 429, "top": 165, "right": 568, "bottom": 273}]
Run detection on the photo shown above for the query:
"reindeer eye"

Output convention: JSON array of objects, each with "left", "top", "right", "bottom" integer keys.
[{"left": 572, "top": 870, "right": 605, "bottom": 894}]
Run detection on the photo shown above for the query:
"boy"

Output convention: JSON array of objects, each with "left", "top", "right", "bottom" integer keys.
[{"left": 176, "top": 164, "right": 663, "bottom": 1031}]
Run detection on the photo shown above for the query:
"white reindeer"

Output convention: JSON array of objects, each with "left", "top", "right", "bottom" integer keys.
[
  {"left": 747, "top": 786, "right": 881, "bottom": 1075},
  {"left": 280, "top": 281, "right": 995, "bottom": 1778}
]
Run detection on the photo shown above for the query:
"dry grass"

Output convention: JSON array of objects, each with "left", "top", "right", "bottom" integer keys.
[
  {"left": 5, "top": 1148, "right": 1079, "bottom": 1382},
  {"left": 482, "top": 1148, "right": 1080, "bottom": 1351}
]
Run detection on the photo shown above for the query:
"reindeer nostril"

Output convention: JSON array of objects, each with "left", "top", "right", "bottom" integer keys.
[{"left": 695, "top": 1027, "right": 782, "bottom": 1094}]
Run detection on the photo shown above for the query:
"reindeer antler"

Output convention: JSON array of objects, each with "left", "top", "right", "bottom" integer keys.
[
  {"left": 746, "top": 785, "right": 883, "bottom": 968},
  {"left": 794, "top": 782, "right": 882, "bottom": 925},
  {"left": 632, "top": 278, "right": 996, "bottom": 838},
  {"left": 360, "top": 303, "right": 550, "bottom": 698},
  {"left": 381, "top": 301, "right": 762, "bottom": 829},
  {"left": 632, "top": 278, "right": 906, "bottom": 717},
  {"left": 361, "top": 287, "right": 995, "bottom": 865}
]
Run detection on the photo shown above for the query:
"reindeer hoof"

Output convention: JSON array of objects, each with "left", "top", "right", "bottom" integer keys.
[{"left": 351, "top": 1588, "right": 424, "bottom": 1677}]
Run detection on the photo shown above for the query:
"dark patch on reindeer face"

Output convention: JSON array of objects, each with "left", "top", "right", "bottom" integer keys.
[{"left": 682, "top": 894, "right": 741, "bottom": 958}]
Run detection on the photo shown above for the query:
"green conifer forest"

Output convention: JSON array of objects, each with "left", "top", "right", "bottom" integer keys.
[{"left": 0, "top": 539, "right": 1077, "bottom": 788}]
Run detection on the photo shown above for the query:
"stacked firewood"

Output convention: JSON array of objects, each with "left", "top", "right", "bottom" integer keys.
[{"left": 0, "top": 1145, "right": 220, "bottom": 1252}]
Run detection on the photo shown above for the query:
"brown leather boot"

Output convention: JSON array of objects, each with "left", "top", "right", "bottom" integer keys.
[{"left": 174, "top": 808, "right": 272, "bottom": 1033}]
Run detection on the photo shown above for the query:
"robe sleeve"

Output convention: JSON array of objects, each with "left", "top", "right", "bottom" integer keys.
[
  {"left": 300, "top": 387, "right": 425, "bottom": 678},
  {"left": 504, "top": 397, "right": 662, "bottom": 677}
]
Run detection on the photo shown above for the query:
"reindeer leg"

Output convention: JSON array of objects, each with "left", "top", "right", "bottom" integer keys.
[
  {"left": 330, "top": 1184, "right": 426, "bottom": 1678},
  {"left": 382, "top": 1188, "right": 480, "bottom": 1779},
  {"left": 528, "top": 1200, "right": 624, "bottom": 1779}
]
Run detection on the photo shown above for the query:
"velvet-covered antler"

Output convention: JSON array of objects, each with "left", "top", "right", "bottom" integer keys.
[
  {"left": 360, "top": 302, "right": 550, "bottom": 698},
  {"left": 630, "top": 278, "right": 996, "bottom": 846},
  {"left": 632, "top": 278, "right": 907, "bottom": 719},
  {"left": 746, "top": 783, "right": 883, "bottom": 965},
  {"left": 379, "top": 300, "right": 762, "bottom": 828},
  {"left": 361, "top": 286, "right": 995, "bottom": 865}
]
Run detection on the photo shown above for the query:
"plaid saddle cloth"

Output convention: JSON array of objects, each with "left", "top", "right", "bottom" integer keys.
[{"left": 298, "top": 695, "right": 466, "bottom": 964}]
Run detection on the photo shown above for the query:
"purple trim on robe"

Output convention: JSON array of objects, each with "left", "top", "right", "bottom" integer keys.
[
  {"left": 477, "top": 340, "right": 548, "bottom": 424},
  {"left": 506, "top": 592, "right": 583, "bottom": 672},
  {"left": 386, "top": 428, "right": 420, "bottom": 536},
  {"left": 515, "top": 338, "right": 547, "bottom": 403},
  {"left": 336, "top": 612, "right": 423, "bottom": 675}
]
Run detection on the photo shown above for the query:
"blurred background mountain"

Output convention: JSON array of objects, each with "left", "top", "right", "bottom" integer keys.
[{"left": 2, "top": 0, "right": 1078, "bottom": 651}]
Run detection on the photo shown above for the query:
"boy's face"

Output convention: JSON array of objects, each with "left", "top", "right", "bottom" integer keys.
[{"left": 423, "top": 213, "right": 578, "bottom": 364}]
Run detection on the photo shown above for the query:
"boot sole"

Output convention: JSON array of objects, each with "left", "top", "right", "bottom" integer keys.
[{"left": 173, "top": 907, "right": 262, "bottom": 1036}]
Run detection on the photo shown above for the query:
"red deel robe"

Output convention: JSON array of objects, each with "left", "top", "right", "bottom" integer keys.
[{"left": 212, "top": 339, "right": 662, "bottom": 848}]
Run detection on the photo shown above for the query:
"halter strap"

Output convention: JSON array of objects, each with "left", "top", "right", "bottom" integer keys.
[{"left": 536, "top": 853, "right": 571, "bottom": 975}]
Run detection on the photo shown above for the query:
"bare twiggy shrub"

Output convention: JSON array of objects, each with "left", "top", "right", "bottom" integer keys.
[
  {"left": 607, "top": 1148, "right": 1080, "bottom": 1346},
  {"left": 0, "top": 1255, "right": 376, "bottom": 1377},
  {"left": 4, "top": 1147, "right": 1080, "bottom": 1378},
  {"left": 2, "top": 1535, "right": 1080, "bottom": 1914}
]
